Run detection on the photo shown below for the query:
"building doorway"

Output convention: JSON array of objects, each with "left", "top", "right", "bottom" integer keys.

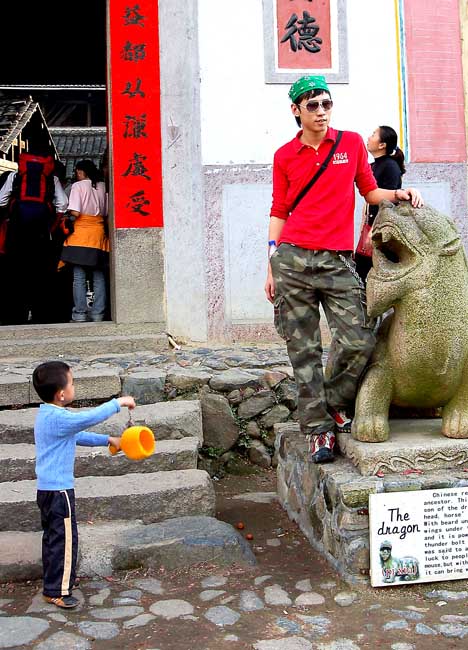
[{"left": 0, "top": 1, "right": 108, "bottom": 325}]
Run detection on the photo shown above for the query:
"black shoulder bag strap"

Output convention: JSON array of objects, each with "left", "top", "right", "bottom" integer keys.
[{"left": 289, "top": 130, "right": 343, "bottom": 213}]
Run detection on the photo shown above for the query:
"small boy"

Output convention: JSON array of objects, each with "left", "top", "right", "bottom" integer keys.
[{"left": 32, "top": 360, "right": 136, "bottom": 609}]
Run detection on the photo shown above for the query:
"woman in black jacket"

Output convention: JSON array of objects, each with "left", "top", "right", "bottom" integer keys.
[{"left": 355, "top": 125, "right": 406, "bottom": 283}]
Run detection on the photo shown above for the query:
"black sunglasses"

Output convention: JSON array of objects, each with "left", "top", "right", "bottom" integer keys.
[{"left": 298, "top": 99, "right": 333, "bottom": 113}]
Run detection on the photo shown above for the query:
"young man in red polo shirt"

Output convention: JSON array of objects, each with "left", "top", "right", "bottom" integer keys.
[{"left": 265, "top": 75, "right": 423, "bottom": 463}]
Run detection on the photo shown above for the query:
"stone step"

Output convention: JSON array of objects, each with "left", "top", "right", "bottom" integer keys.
[
  {"left": 0, "top": 333, "right": 167, "bottom": 361},
  {"left": 0, "top": 322, "right": 165, "bottom": 341},
  {"left": 0, "top": 367, "right": 123, "bottom": 408},
  {"left": 0, "top": 516, "right": 256, "bottom": 583},
  {"left": 0, "top": 437, "right": 199, "bottom": 483},
  {"left": 0, "top": 469, "right": 215, "bottom": 532},
  {"left": 0, "top": 399, "right": 203, "bottom": 445}
]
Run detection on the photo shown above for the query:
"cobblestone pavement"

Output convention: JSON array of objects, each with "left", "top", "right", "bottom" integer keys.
[
  {"left": 1, "top": 344, "right": 467, "bottom": 648},
  {"left": 0, "top": 342, "right": 295, "bottom": 376},
  {"left": 1, "top": 471, "right": 468, "bottom": 650}
]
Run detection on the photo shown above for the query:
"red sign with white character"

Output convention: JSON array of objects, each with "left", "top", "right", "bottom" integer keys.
[{"left": 109, "top": 0, "right": 163, "bottom": 228}]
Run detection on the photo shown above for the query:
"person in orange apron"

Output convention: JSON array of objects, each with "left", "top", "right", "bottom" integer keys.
[{"left": 60, "top": 160, "right": 109, "bottom": 322}]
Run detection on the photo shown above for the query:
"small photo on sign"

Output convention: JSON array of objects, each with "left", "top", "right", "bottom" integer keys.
[{"left": 369, "top": 487, "right": 468, "bottom": 587}]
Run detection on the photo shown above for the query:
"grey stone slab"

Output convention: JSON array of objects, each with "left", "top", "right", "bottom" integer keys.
[
  {"left": 113, "top": 516, "right": 256, "bottom": 572},
  {"left": 264, "top": 585, "right": 292, "bottom": 606},
  {"left": 123, "top": 613, "right": 156, "bottom": 629},
  {"left": 238, "top": 591, "right": 264, "bottom": 611},
  {"left": 0, "top": 469, "right": 215, "bottom": 531},
  {"left": 254, "top": 638, "right": 313, "bottom": 650},
  {"left": 426, "top": 588, "right": 468, "bottom": 601},
  {"left": 166, "top": 368, "right": 212, "bottom": 390},
  {"left": 132, "top": 578, "right": 164, "bottom": 595},
  {"left": 204, "top": 606, "right": 240, "bottom": 626},
  {"left": 0, "top": 531, "right": 42, "bottom": 582},
  {"left": 209, "top": 369, "right": 260, "bottom": 392},
  {"left": 0, "top": 334, "right": 166, "bottom": 361},
  {"left": 295, "top": 592, "right": 325, "bottom": 606},
  {"left": 199, "top": 590, "right": 226, "bottom": 602},
  {"left": 338, "top": 419, "right": 468, "bottom": 476},
  {"left": 383, "top": 620, "right": 409, "bottom": 631},
  {"left": 415, "top": 623, "right": 438, "bottom": 635},
  {"left": 295, "top": 579, "right": 312, "bottom": 592},
  {"left": 334, "top": 592, "right": 357, "bottom": 607},
  {"left": 0, "top": 437, "right": 198, "bottom": 482},
  {"left": 121, "top": 369, "right": 166, "bottom": 404},
  {"left": 0, "top": 400, "right": 202, "bottom": 444},
  {"left": 201, "top": 393, "right": 239, "bottom": 452},
  {"left": 36, "top": 633, "right": 90, "bottom": 649},
  {"left": 30, "top": 368, "right": 121, "bottom": 404},
  {"left": 90, "top": 606, "right": 144, "bottom": 620},
  {"left": 77, "top": 621, "right": 120, "bottom": 640},
  {"left": 119, "top": 589, "right": 143, "bottom": 600},
  {"left": 149, "top": 599, "right": 194, "bottom": 619},
  {"left": 0, "top": 374, "right": 30, "bottom": 407},
  {"left": 88, "top": 589, "right": 111, "bottom": 606},
  {"left": 201, "top": 576, "right": 228, "bottom": 588},
  {"left": 0, "top": 616, "right": 49, "bottom": 648},
  {"left": 315, "top": 642, "right": 361, "bottom": 650}
]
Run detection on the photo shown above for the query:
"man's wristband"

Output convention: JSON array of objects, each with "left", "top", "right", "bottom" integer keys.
[
  {"left": 394, "top": 189, "right": 399, "bottom": 202},
  {"left": 268, "top": 240, "right": 277, "bottom": 246}
]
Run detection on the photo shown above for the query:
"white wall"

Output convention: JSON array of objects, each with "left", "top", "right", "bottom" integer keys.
[{"left": 199, "top": 0, "right": 401, "bottom": 165}]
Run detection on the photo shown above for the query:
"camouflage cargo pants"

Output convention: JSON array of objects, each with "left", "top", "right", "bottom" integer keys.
[{"left": 270, "top": 244, "right": 376, "bottom": 436}]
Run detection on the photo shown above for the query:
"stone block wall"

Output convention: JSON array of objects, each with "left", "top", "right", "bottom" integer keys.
[{"left": 276, "top": 424, "right": 468, "bottom": 584}]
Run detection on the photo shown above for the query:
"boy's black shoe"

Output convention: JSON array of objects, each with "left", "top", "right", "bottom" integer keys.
[
  {"left": 308, "top": 431, "right": 335, "bottom": 464},
  {"left": 43, "top": 595, "right": 79, "bottom": 609}
]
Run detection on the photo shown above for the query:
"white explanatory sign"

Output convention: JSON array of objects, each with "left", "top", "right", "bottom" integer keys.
[{"left": 369, "top": 487, "right": 468, "bottom": 587}]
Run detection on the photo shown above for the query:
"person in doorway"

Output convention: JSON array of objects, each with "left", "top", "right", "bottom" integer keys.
[
  {"left": 264, "top": 75, "right": 423, "bottom": 463},
  {"left": 32, "top": 360, "right": 135, "bottom": 608},
  {"left": 355, "top": 125, "right": 406, "bottom": 283},
  {"left": 60, "top": 159, "right": 109, "bottom": 322},
  {"left": 0, "top": 151, "right": 68, "bottom": 325}
]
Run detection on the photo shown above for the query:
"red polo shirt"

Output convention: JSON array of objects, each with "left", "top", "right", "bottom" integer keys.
[{"left": 270, "top": 127, "right": 377, "bottom": 251}]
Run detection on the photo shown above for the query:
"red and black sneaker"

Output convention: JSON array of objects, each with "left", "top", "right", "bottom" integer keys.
[
  {"left": 329, "top": 407, "right": 352, "bottom": 433},
  {"left": 308, "top": 431, "right": 335, "bottom": 464}
]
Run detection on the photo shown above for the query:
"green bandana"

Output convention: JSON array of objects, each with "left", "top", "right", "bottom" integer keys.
[{"left": 288, "top": 75, "right": 330, "bottom": 103}]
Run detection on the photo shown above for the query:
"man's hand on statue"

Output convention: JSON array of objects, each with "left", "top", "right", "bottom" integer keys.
[{"left": 397, "top": 187, "right": 424, "bottom": 208}]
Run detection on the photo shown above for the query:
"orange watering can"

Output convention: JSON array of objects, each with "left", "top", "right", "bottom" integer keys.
[{"left": 109, "top": 413, "right": 155, "bottom": 460}]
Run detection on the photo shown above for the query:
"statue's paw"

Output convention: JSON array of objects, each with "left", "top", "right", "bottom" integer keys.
[
  {"left": 351, "top": 415, "right": 389, "bottom": 443},
  {"left": 442, "top": 409, "right": 468, "bottom": 439}
]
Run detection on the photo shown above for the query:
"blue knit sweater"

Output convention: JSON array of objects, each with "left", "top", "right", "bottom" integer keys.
[{"left": 34, "top": 399, "right": 121, "bottom": 490}]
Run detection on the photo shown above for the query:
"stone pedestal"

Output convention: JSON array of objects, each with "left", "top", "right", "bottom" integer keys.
[
  {"left": 338, "top": 419, "right": 468, "bottom": 476},
  {"left": 275, "top": 422, "right": 468, "bottom": 583}
]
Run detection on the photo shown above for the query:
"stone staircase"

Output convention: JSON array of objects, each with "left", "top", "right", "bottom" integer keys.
[
  {"left": 0, "top": 322, "right": 168, "bottom": 360},
  {"left": 0, "top": 363, "right": 254, "bottom": 582}
]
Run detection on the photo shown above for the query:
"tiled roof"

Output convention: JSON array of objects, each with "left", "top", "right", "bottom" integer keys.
[
  {"left": 0, "top": 96, "right": 37, "bottom": 154},
  {"left": 49, "top": 127, "right": 107, "bottom": 178}
]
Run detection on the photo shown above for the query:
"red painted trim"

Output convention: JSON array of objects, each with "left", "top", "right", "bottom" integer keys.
[
  {"left": 404, "top": 0, "right": 466, "bottom": 163},
  {"left": 109, "top": 0, "right": 163, "bottom": 227}
]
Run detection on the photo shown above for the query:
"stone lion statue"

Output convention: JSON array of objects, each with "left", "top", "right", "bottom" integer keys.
[{"left": 352, "top": 200, "right": 468, "bottom": 442}]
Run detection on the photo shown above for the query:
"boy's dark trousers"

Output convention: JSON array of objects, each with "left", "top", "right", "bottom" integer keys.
[{"left": 37, "top": 489, "right": 78, "bottom": 597}]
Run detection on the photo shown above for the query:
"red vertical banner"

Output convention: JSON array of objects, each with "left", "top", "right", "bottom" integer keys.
[
  {"left": 277, "top": 0, "right": 331, "bottom": 70},
  {"left": 109, "top": 0, "right": 163, "bottom": 228}
]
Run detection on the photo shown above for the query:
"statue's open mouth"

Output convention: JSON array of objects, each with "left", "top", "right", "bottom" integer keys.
[{"left": 371, "top": 223, "right": 420, "bottom": 279}]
